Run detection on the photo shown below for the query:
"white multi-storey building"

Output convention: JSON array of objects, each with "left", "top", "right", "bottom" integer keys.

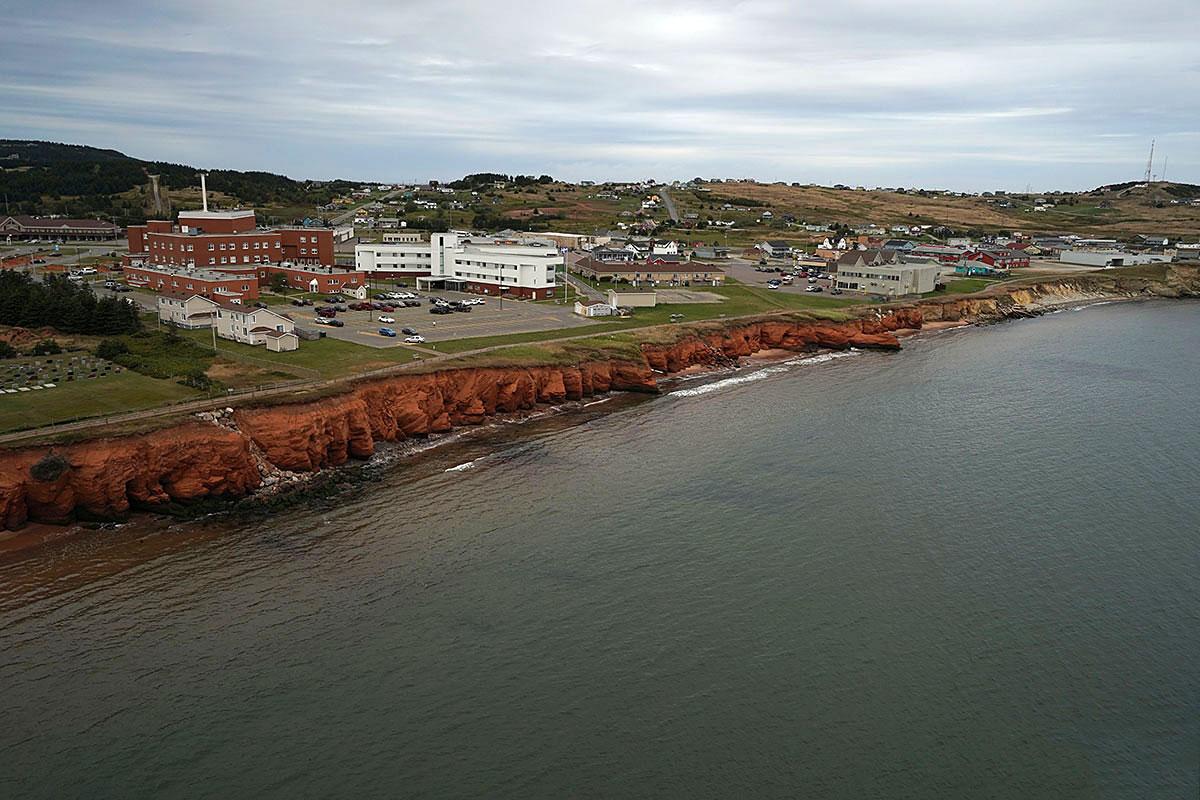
[{"left": 354, "top": 232, "right": 562, "bottom": 299}]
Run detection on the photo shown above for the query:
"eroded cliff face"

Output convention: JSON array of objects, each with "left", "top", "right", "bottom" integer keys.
[
  {"left": 1, "top": 269, "right": 1196, "bottom": 531},
  {"left": 640, "top": 308, "right": 923, "bottom": 373},
  {"left": 0, "top": 424, "right": 260, "bottom": 530},
  {"left": 233, "top": 361, "right": 658, "bottom": 473}
]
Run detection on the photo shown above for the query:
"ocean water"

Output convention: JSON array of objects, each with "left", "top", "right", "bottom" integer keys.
[{"left": 1, "top": 300, "right": 1197, "bottom": 799}]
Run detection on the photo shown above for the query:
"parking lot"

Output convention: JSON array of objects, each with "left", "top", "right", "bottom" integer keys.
[
  {"left": 297, "top": 289, "right": 599, "bottom": 349},
  {"left": 722, "top": 257, "right": 837, "bottom": 295}
]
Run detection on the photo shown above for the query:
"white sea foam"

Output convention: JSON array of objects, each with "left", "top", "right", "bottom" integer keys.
[
  {"left": 445, "top": 460, "right": 478, "bottom": 472},
  {"left": 670, "top": 350, "right": 861, "bottom": 397}
]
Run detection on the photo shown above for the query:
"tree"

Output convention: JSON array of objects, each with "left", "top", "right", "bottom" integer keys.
[
  {"left": 268, "top": 272, "right": 289, "bottom": 292},
  {"left": 95, "top": 339, "right": 129, "bottom": 361},
  {"left": 0, "top": 342, "right": 15, "bottom": 359},
  {"left": 30, "top": 339, "right": 62, "bottom": 356}
]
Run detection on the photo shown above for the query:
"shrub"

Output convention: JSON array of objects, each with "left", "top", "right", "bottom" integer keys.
[
  {"left": 0, "top": 341, "right": 15, "bottom": 359},
  {"left": 30, "top": 453, "right": 70, "bottom": 483},
  {"left": 95, "top": 338, "right": 130, "bottom": 361},
  {"left": 29, "top": 339, "right": 62, "bottom": 356},
  {"left": 180, "top": 368, "right": 215, "bottom": 391}
]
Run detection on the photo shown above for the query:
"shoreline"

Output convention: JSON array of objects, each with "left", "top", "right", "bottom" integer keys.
[{"left": 1, "top": 268, "right": 1197, "bottom": 548}]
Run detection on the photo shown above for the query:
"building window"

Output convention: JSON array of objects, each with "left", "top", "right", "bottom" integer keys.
[{"left": 208, "top": 243, "right": 215, "bottom": 251}]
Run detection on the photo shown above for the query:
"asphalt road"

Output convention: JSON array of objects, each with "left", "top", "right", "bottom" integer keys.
[{"left": 657, "top": 186, "right": 681, "bottom": 222}]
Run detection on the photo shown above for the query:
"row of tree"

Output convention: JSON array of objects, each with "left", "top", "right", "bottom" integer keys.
[{"left": 0, "top": 272, "right": 142, "bottom": 335}]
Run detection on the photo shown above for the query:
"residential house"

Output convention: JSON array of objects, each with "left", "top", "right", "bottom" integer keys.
[
  {"left": 757, "top": 240, "right": 792, "bottom": 258},
  {"left": 213, "top": 301, "right": 299, "bottom": 352},
  {"left": 157, "top": 292, "right": 218, "bottom": 329}
]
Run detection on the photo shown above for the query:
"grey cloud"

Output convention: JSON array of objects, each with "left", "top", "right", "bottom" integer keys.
[{"left": 0, "top": 0, "right": 1196, "bottom": 190}]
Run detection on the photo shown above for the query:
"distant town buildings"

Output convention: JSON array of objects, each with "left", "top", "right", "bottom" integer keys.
[{"left": 1, "top": 215, "right": 120, "bottom": 241}]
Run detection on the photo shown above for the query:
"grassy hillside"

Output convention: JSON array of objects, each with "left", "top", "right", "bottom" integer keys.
[
  {"left": 0, "top": 140, "right": 359, "bottom": 227},
  {"left": 473, "top": 180, "right": 1200, "bottom": 243}
]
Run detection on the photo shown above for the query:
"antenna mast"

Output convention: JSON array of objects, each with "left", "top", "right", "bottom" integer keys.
[
  {"left": 200, "top": 172, "right": 209, "bottom": 212},
  {"left": 1161, "top": 155, "right": 1168, "bottom": 185},
  {"left": 1143, "top": 140, "right": 1155, "bottom": 184}
]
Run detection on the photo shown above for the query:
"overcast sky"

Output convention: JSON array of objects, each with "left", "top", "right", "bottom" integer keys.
[{"left": 2, "top": 0, "right": 1197, "bottom": 191}]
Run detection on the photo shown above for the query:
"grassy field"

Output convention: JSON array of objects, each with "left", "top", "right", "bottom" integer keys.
[
  {"left": 433, "top": 283, "right": 861, "bottom": 353},
  {"left": 0, "top": 371, "right": 198, "bottom": 433},
  {"left": 923, "top": 278, "right": 999, "bottom": 296},
  {"left": 172, "top": 327, "right": 427, "bottom": 378}
]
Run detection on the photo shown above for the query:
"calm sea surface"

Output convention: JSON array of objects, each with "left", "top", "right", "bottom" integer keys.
[{"left": 1, "top": 300, "right": 1197, "bottom": 799}]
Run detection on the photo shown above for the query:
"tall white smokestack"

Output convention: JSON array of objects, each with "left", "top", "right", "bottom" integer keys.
[{"left": 200, "top": 173, "right": 208, "bottom": 212}]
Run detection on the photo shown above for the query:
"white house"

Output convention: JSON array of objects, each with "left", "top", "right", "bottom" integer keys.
[
  {"left": 651, "top": 240, "right": 679, "bottom": 256},
  {"left": 157, "top": 292, "right": 217, "bottom": 329},
  {"left": 213, "top": 302, "right": 299, "bottom": 351}
]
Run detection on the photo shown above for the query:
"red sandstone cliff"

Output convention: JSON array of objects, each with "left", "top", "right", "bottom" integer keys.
[{"left": 3, "top": 268, "right": 1192, "bottom": 533}]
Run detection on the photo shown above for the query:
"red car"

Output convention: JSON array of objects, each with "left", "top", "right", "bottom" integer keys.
[{"left": 379, "top": 305, "right": 395, "bottom": 312}]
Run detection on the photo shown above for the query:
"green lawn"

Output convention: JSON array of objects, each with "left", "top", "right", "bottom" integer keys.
[
  {"left": 924, "top": 278, "right": 998, "bottom": 297},
  {"left": 0, "top": 371, "right": 199, "bottom": 433},
  {"left": 434, "top": 283, "right": 862, "bottom": 353},
  {"left": 173, "top": 327, "right": 428, "bottom": 378}
]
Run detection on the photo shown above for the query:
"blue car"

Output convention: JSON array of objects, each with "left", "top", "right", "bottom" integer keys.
[{"left": 378, "top": 327, "right": 397, "bottom": 337}]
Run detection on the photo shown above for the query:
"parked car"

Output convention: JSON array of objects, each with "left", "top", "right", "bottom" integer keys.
[
  {"left": 453, "top": 304, "right": 472, "bottom": 312},
  {"left": 77, "top": 267, "right": 97, "bottom": 275},
  {"left": 113, "top": 285, "right": 132, "bottom": 293},
  {"left": 404, "top": 335, "right": 426, "bottom": 344},
  {"left": 430, "top": 306, "right": 452, "bottom": 315},
  {"left": 805, "top": 285, "right": 823, "bottom": 293},
  {"left": 402, "top": 299, "right": 421, "bottom": 307},
  {"left": 314, "top": 316, "right": 343, "bottom": 326},
  {"left": 766, "top": 280, "right": 781, "bottom": 289},
  {"left": 378, "top": 315, "right": 395, "bottom": 324},
  {"left": 830, "top": 288, "right": 843, "bottom": 295},
  {"left": 325, "top": 295, "right": 344, "bottom": 303},
  {"left": 317, "top": 307, "right": 337, "bottom": 317},
  {"left": 350, "top": 302, "right": 371, "bottom": 311},
  {"left": 103, "top": 280, "right": 119, "bottom": 289},
  {"left": 378, "top": 327, "right": 397, "bottom": 337},
  {"left": 254, "top": 301, "right": 269, "bottom": 309},
  {"left": 379, "top": 305, "right": 395, "bottom": 312},
  {"left": 401, "top": 327, "right": 417, "bottom": 335},
  {"left": 334, "top": 304, "right": 349, "bottom": 312}
]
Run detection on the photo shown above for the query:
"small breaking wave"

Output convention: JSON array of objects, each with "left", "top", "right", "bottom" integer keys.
[{"left": 670, "top": 350, "right": 860, "bottom": 397}]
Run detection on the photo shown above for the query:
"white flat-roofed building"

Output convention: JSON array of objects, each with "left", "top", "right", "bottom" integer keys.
[
  {"left": 354, "top": 241, "right": 435, "bottom": 275},
  {"left": 355, "top": 232, "right": 562, "bottom": 299},
  {"left": 835, "top": 262, "right": 938, "bottom": 296}
]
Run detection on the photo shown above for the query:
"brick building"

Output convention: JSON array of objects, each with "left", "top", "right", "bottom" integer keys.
[{"left": 125, "top": 210, "right": 334, "bottom": 271}]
